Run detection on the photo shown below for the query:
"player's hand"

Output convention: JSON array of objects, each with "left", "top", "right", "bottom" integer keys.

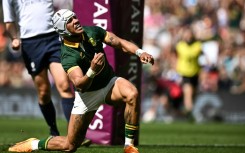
[
  {"left": 12, "top": 38, "right": 21, "bottom": 51},
  {"left": 139, "top": 52, "right": 154, "bottom": 65},
  {"left": 90, "top": 52, "right": 105, "bottom": 74}
]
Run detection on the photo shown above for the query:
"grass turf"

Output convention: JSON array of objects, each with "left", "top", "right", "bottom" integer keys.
[{"left": 0, "top": 117, "right": 245, "bottom": 153}]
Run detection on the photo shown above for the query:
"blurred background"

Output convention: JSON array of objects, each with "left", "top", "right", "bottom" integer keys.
[
  {"left": 1, "top": 0, "right": 245, "bottom": 124},
  {"left": 141, "top": 0, "right": 245, "bottom": 124}
]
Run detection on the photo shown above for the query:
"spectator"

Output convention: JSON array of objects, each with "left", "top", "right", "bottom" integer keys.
[
  {"left": 0, "top": 23, "right": 9, "bottom": 86},
  {"left": 175, "top": 26, "right": 202, "bottom": 116}
]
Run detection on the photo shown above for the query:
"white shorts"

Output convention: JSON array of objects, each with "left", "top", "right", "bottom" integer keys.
[{"left": 71, "top": 77, "right": 119, "bottom": 114}]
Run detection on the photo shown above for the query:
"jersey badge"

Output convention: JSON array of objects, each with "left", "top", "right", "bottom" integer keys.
[{"left": 89, "top": 38, "right": 96, "bottom": 46}]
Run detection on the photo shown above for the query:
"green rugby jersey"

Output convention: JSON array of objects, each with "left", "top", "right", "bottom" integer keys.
[{"left": 60, "top": 26, "right": 115, "bottom": 91}]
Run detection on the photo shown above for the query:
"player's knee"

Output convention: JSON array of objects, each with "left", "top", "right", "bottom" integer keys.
[
  {"left": 56, "top": 82, "right": 72, "bottom": 95},
  {"left": 126, "top": 89, "right": 138, "bottom": 106},
  {"left": 38, "top": 90, "right": 51, "bottom": 104}
]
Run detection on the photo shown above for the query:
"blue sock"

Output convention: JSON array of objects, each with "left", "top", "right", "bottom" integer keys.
[
  {"left": 61, "top": 97, "right": 74, "bottom": 122},
  {"left": 39, "top": 102, "right": 59, "bottom": 136}
]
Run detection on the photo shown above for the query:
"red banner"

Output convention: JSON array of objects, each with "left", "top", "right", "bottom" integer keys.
[{"left": 73, "top": 0, "right": 144, "bottom": 145}]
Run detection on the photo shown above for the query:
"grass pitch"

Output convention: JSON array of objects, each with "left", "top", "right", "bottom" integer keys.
[{"left": 0, "top": 117, "right": 245, "bottom": 153}]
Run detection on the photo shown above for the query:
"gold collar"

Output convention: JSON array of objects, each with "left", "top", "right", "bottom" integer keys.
[
  {"left": 63, "top": 39, "right": 79, "bottom": 48},
  {"left": 63, "top": 34, "right": 85, "bottom": 48}
]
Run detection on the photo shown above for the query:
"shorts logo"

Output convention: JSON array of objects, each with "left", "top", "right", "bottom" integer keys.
[{"left": 31, "top": 62, "right": 36, "bottom": 72}]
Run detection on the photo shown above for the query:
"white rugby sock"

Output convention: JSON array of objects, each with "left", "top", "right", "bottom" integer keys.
[
  {"left": 125, "top": 137, "right": 134, "bottom": 146},
  {"left": 31, "top": 140, "right": 40, "bottom": 150}
]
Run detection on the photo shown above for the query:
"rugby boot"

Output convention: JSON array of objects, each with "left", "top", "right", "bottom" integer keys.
[
  {"left": 81, "top": 138, "right": 92, "bottom": 147},
  {"left": 124, "top": 145, "right": 139, "bottom": 153},
  {"left": 8, "top": 138, "right": 37, "bottom": 152}
]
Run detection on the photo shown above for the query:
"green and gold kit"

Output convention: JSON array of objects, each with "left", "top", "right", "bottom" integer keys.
[{"left": 61, "top": 26, "right": 115, "bottom": 91}]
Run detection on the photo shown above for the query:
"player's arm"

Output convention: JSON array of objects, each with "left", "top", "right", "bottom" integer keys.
[
  {"left": 67, "top": 53, "right": 105, "bottom": 93},
  {"left": 103, "top": 31, "right": 154, "bottom": 65},
  {"left": 5, "top": 22, "right": 21, "bottom": 50},
  {"left": 5, "top": 22, "right": 18, "bottom": 40},
  {"left": 67, "top": 66, "right": 92, "bottom": 93}
]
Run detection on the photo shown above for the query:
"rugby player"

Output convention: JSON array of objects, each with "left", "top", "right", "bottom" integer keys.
[{"left": 8, "top": 9, "right": 154, "bottom": 153}]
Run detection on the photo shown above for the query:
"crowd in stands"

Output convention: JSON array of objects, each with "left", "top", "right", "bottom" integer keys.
[
  {"left": 141, "top": 0, "right": 245, "bottom": 122},
  {"left": 1, "top": 0, "right": 245, "bottom": 121}
]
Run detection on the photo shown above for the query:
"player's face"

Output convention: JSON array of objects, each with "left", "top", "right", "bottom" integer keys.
[{"left": 66, "top": 16, "right": 83, "bottom": 35}]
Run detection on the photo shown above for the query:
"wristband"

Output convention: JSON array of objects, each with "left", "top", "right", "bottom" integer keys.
[
  {"left": 86, "top": 68, "right": 96, "bottom": 78},
  {"left": 135, "top": 49, "right": 146, "bottom": 57}
]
